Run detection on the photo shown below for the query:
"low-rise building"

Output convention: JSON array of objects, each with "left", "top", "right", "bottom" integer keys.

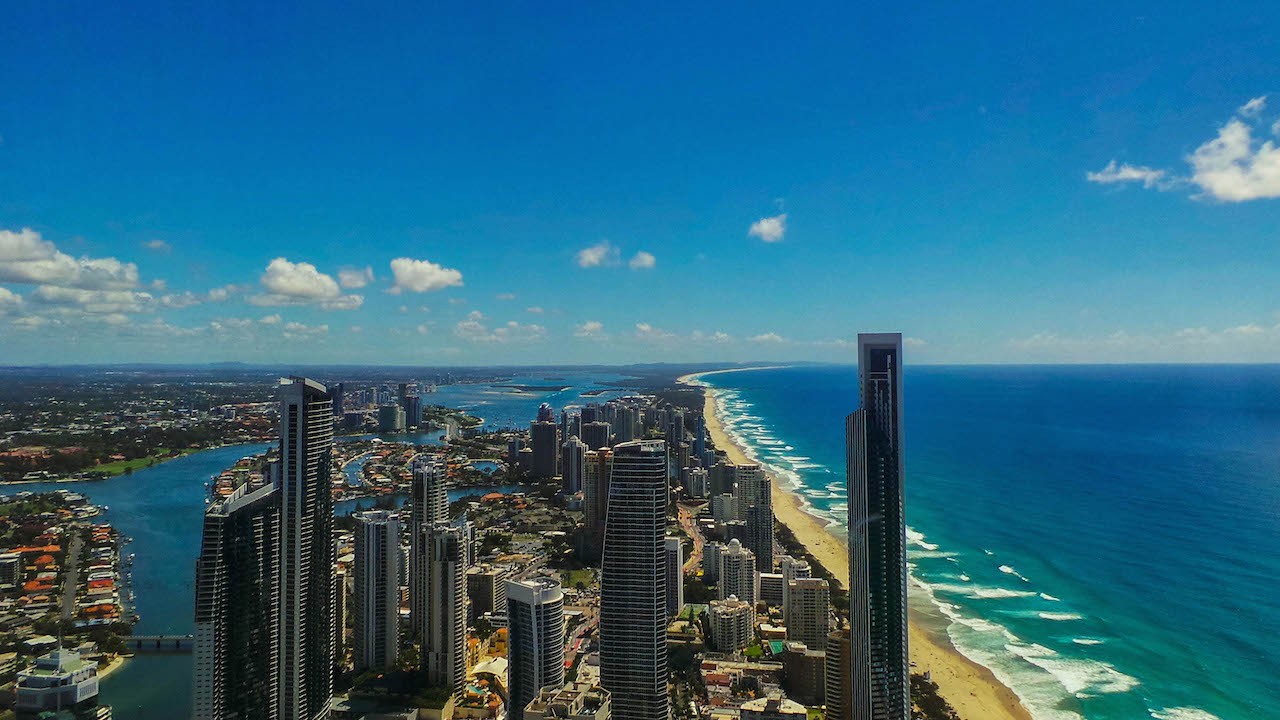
[
  {"left": 739, "top": 695, "right": 806, "bottom": 720},
  {"left": 14, "top": 647, "right": 109, "bottom": 718},
  {"left": 523, "top": 682, "right": 611, "bottom": 720}
]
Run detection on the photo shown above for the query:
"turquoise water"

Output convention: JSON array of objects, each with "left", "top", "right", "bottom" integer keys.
[
  {"left": 699, "top": 365, "right": 1280, "bottom": 720},
  {"left": 2, "top": 373, "right": 631, "bottom": 718}
]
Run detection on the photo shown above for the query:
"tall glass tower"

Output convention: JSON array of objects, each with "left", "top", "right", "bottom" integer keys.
[
  {"left": 599, "top": 440, "right": 669, "bottom": 720},
  {"left": 846, "top": 333, "right": 908, "bottom": 720},
  {"left": 278, "top": 377, "right": 335, "bottom": 720},
  {"left": 506, "top": 577, "right": 566, "bottom": 720}
]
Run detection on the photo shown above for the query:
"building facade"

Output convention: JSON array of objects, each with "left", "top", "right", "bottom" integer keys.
[
  {"left": 599, "top": 440, "right": 668, "bottom": 720},
  {"left": 425, "top": 524, "right": 468, "bottom": 700},
  {"left": 664, "top": 537, "right": 684, "bottom": 619},
  {"left": 707, "top": 596, "right": 753, "bottom": 652},
  {"left": 784, "top": 577, "right": 830, "bottom": 652},
  {"left": 411, "top": 458, "right": 448, "bottom": 642},
  {"left": 717, "top": 538, "right": 757, "bottom": 605},
  {"left": 278, "top": 377, "right": 335, "bottom": 720},
  {"left": 506, "top": 577, "right": 566, "bottom": 720},
  {"left": 192, "top": 477, "right": 280, "bottom": 720},
  {"left": 353, "top": 510, "right": 400, "bottom": 671},
  {"left": 846, "top": 332, "right": 909, "bottom": 720}
]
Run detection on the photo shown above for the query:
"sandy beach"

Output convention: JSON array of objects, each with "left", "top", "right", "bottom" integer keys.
[
  {"left": 96, "top": 654, "right": 128, "bottom": 679},
  {"left": 679, "top": 370, "right": 1033, "bottom": 720}
]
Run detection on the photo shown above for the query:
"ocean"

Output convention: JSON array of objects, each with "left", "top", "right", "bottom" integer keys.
[{"left": 700, "top": 364, "right": 1280, "bottom": 720}]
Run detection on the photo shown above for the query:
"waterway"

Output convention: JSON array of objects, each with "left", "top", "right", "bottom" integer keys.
[{"left": 1, "top": 372, "right": 634, "bottom": 718}]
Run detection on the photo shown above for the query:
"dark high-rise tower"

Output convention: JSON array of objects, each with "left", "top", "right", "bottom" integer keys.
[
  {"left": 846, "top": 333, "right": 908, "bottom": 720},
  {"left": 192, "top": 476, "right": 280, "bottom": 720},
  {"left": 599, "top": 440, "right": 668, "bottom": 720},
  {"left": 530, "top": 419, "right": 559, "bottom": 478},
  {"left": 278, "top": 377, "right": 335, "bottom": 720}
]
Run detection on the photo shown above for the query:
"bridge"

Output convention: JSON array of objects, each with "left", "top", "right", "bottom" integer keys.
[{"left": 122, "top": 635, "right": 194, "bottom": 653}]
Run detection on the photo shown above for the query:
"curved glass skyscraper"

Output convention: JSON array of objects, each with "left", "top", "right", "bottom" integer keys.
[{"left": 600, "top": 439, "right": 669, "bottom": 720}]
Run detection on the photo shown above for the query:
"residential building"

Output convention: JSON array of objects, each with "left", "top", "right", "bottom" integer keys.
[
  {"left": 825, "top": 624, "right": 852, "bottom": 720},
  {"left": 531, "top": 418, "right": 559, "bottom": 479},
  {"left": 780, "top": 641, "right": 825, "bottom": 706},
  {"left": 707, "top": 596, "right": 753, "bottom": 653},
  {"left": 561, "top": 436, "right": 587, "bottom": 494},
  {"left": 717, "top": 539, "right": 756, "bottom": 605},
  {"left": 467, "top": 564, "right": 509, "bottom": 625},
  {"left": 425, "top": 524, "right": 468, "bottom": 700},
  {"left": 739, "top": 695, "right": 806, "bottom": 720},
  {"left": 15, "top": 648, "right": 109, "bottom": 718},
  {"left": 411, "top": 458, "right": 448, "bottom": 642},
  {"left": 506, "top": 577, "right": 566, "bottom": 720},
  {"left": 353, "top": 511, "right": 400, "bottom": 671},
  {"left": 664, "top": 537, "right": 684, "bottom": 619},
  {"left": 785, "top": 578, "right": 831, "bottom": 651}
]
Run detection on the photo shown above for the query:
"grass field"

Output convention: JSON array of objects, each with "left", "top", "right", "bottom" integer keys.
[
  {"left": 91, "top": 447, "right": 199, "bottom": 476},
  {"left": 562, "top": 568, "right": 596, "bottom": 589}
]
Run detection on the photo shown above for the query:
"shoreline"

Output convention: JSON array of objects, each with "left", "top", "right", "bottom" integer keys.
[
  {"left": 678, "top": 370, "right": 1034, "bottom": 720},
  {"left": 97, "top": 654, "right": 128, "bottom": 680}
]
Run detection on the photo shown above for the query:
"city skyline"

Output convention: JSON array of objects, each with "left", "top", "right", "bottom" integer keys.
[{"left": 4, "top": 5, "right": 1280, "bottom": 365}]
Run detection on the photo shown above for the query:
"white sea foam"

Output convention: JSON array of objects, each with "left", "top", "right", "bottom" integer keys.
[
  {"left": 958, "top": 574, "right": 971, "bottom": 582},
  {"left": 983, "top": 548, "right": 995, "bottom": 556},
  {"left": 931, "top": 583, "right": 1036, "bottom": 599},
  {"left": 1005, "top": 642, "right": 1140, "bottom": 696},
  {"left": 1149, "top": 708, "right": 1223, "bottom": 720},
  {"left": 907, "top": 549, "right": 958, "bottom": 560},
  {"left": 999, "top": 564, "right": 1031, "bottom": 582},
  {"left": 1072, "top": 638, "right": 1104, "bottom": 646},
  {"left": 1040, "top": 593, "right": 1060, "bottom": 602},
  {"left": 1038, "top": 612, "right": 1084, "bottom": 621}
]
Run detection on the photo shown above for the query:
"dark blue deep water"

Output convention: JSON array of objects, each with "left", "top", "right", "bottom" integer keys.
[{"left": 700, "top": 365, "right": 1280, "bottom": 720}]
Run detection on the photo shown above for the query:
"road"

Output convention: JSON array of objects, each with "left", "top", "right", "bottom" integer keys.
[
  {"left": 677, "top": 502, "right": 706, "bottom": 573},
  {"left": 60, "top": 531, "right": 83, "bottom": 621}
]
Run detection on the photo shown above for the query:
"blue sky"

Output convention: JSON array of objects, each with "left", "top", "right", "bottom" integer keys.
[{"left": 2, "top": 3, "right": 1279, "bottom": 365}]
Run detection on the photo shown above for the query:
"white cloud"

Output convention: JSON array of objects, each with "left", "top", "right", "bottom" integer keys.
[
  {"left": 160, "top": 286, "right": 236, "bottom": 309},
  {"left": 904, "top": 336, "right": 928, "bottom": 347},
  {"left": 144, "top": 239, "right": 171, "bottom": 253},
  {"left": 691, "top": 330, "right": 734, "bottom": 343},
  {"left": 495, "top": 292, "right": 517, "bottom": 301},
  {"left": 1239, "top": 96, "right": 1267, "bottom": 118},
  {"left": 749, "top": 332, "right": 786, "bottom": 343},
  {"left": 1090, "top": 96, "right": 1280, "bottom": 202},
  {"left": 1187, "top": 115, "right": 1280, "bottom": 201},
  {"left": 259, "top": 314, "right": 282, "bottom": 325},
  {"left": 0, "top": 287, "right": 23, "bottom": 309},
  {"left": 629, "top": 251, "right": 656, "bottom": 270},
  {"left": 282, "top": 321, "right": 329, "bottom": 339},
  {"left": 526, "top": 306, "right": 544, "bottom": 314},
  {"left": 576, "top": 241, "right": 620, "bottom": 268},
  {"left": 0, "top": 228, "right": 140, "bottom": 290},
  {"left": 454, "top": 311, "right": 546, "bottom": 343},
  {"left": 338, "top": 265, "right": 374, "bottom": 289},
  {"left": 29, "top": 286, "right": 154, "bottom": 315},
  {"left": 634, "top": 322, "right": 676, "bottom": 342},
  {"left": 448, "top": 298, "right": 466, "bottom": 305},
  {"left": 251, "top": 257, "right": 363, "bottom": 310},
  {"left": 416, "top": 324, "right": 429, "bottom": 335},
  {"left": 748, "top": 214, "right": 787, "bottom": 243},
  {"left": 388, "top": 257, "right": 464, "bottom": 294},
  {"left": 575, "top": 320, "right": 605, "bottom": 338},
  {"left": 1085, "top": 161, "right": 1167, "bottom": 189}
]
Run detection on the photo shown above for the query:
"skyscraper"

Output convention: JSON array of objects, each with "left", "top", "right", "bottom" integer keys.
[
  {"left": 561, "top": 435, "right": 587, "bottom": 494},
  {"left": 506, "top": 577, "right": 566, "bottom": 720},
  {"left": 192, "top": 475, "right": 280, "bottom": 720},
  {"left": 583, "top": 448, "right": 612, "bottom": 551},
  {"left": 278, "top": 377, "right": 335, "bottom": 720},
  {"left": 599, "top": 440, "right": 668, "bottom": 720},
  {"left": 664, "top": 536, "right": 684, "bottom": 619},
  {"left": 846, "top": 333, "right": 908, "bottom": 720},
  {"left": 581, "top": 421, "right": 611, "bottom": 451},
  {"left": 531, "top": 418, "right": 559, "bottom": 478},
  {"left": 424, "top": 524, "right": 468, "bottom": 700},
  {"left": 353, "top": 511, "right": 400, "bottom": 671},
  {"left": 411, "top": 458, "right": 448, "bottom": 642},
  {"left": 736, "top": 464, "right": 773, "bottom": 570},
  {"left": 784, "top": 577, "right": 831, "bottom": 651}
]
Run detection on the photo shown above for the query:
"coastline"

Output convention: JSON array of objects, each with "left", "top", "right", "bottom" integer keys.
[
  {"left": 678, "top": 369, "right": 1034, "bottom": 720},
  {"left": 97, "top": 654, "right": 128, "bottom": 680}
]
